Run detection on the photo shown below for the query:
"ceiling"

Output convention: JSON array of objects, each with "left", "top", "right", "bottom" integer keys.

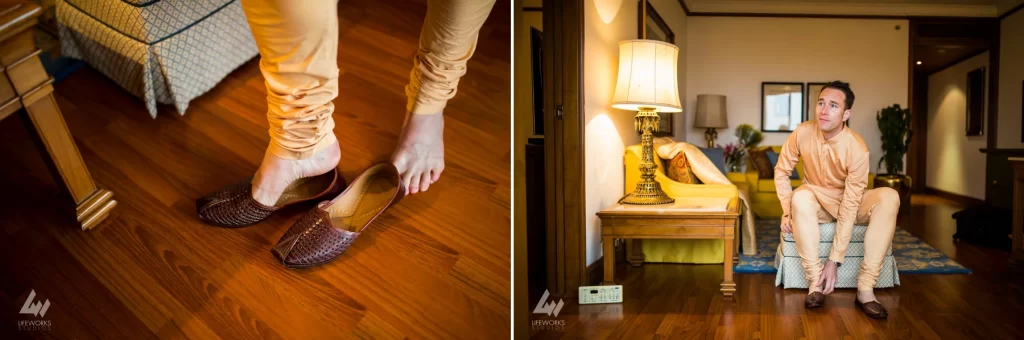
[
  {"left": 913, "top": 42, "right": 990, "bottom": 74},
  {"left": 683, "top": 0, "right": 1024, "bottom": 17}
]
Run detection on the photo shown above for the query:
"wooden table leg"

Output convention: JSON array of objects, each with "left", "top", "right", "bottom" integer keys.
[
  {"left": 603, "top": 236, "right": 615, "bottom": 285},
  {"left": 626, "top": 239, "right": 644, "bottom": 267},
  {"left": 21, "top": 86, "right": 116, "bottom": 230},
  {"left": 734, "top": 213, "right": 741, "bottom": 263},
  {"left": 721, "top": 237, "right": 736, "bottom": 296}
]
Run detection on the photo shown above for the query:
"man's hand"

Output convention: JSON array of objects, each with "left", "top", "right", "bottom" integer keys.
[
  {"left": 780, "top": 216, "right": 793, "bottom": 234},
  {"left": 816, "top": 260, "right": 838, "bottom": 294}
]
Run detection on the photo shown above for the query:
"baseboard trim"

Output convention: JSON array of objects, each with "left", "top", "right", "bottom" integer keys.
[
  {"left": 586, "top": 257, "right": 603, "bottom": 287},
  {"left": 926, "top": 187, "right": 985, "bottom": 207}
]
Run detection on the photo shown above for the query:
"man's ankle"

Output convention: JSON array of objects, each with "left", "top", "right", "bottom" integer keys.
[{"left": 857, "top": 290, "right": 877, "bottom": 302}]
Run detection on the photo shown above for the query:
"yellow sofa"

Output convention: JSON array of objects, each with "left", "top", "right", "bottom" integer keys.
[
  {"left": 623, "top": 144, "right": 740, "bottom": 264},
  {"left": 737, "top": 146, "right": 874, "bottom": 218}
]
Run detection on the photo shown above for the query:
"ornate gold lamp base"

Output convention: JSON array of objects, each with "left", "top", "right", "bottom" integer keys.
[
  {"left": 703, "top": 128, "right": 718, "bottom": 148},
  {"left": 620, "top": 107, "right": 675, "bottom": 205}
]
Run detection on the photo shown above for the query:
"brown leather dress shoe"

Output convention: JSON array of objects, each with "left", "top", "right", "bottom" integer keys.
[
  {"left": 805, "top": 292, "right": 826, "bottom": 308},
  {"left": 271, "top": 163, "right": 406, "bottom": 268},
  {"left": 856, "top": 299, "right": 888, "bottom": 319},
  {"left": 196, "top": 169, "right": 345, "bottom": 227}
]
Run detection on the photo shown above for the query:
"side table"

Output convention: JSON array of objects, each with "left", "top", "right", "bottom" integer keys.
[{"left": 597, "top": 197, "right": 740, "bottom": 296}]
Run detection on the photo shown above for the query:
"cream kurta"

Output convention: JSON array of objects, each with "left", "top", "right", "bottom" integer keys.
[{"left": 774, "top": 120, "right": 870, "bottom": 262}]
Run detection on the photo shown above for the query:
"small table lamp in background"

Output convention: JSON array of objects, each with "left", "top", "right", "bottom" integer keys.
[
  {"left": 694, "top": 94, "right": 728, "bottom": 148},
  {"left": 611, "top": 39, "right": 681, "bottom": 205}
]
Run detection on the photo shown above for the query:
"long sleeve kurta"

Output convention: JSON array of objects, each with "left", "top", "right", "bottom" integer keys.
[{"left": 774, "top": 120, "right": 870, "bottom": 263}]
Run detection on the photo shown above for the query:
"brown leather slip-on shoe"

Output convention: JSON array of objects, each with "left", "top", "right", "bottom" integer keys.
[
  {"left": 805, "top": 292, "right": 826, "bottom": 308},
  {"left": 856, "top": 299, "right": 888, "bottom": 319},
  {"left": 271, "top": 163, "right": 406, "bottom": 268},
  {"left": 196, "top": 168, "right": 346, "bottom": 228}
]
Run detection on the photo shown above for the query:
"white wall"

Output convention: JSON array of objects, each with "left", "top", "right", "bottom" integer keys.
[
  {"left": 926, "top": 52, "right": 989, "bottom": 200},
  {"left": 583, "top": 0, "right": 686, "bottom": 266},
  {"left": 685, "top": 17, "right": 909, "bottom": 173},
  {"left": 997, "top": 9, "right": 1024, "bottom": 148}
]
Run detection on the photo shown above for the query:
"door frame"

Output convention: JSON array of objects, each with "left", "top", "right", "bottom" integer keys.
[{"left": 542, "top": 0, "right": 586, "bottom": 298}]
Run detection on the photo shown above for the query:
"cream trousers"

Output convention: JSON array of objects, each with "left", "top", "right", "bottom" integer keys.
[
  {"left": 240, "top": 0, "right": 496, "bottom": 160},
  {"left": 790, "top": 185, "right": 900, "bottom": 291}
]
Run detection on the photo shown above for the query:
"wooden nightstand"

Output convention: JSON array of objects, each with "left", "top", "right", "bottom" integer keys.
[{"left": 597, "top": 197, "right": 741, "bottom": 296}]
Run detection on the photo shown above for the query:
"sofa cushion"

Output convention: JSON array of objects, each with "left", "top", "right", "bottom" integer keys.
[
  {"left": 63, "top": 0, "right": 237, "bottom": 44},
  {"left": 697, "top": 147, "right": 727, "bottom": 175},
  {"left": 755, "top": 178, "right": 801, "bottom": 193},
  {"left": 665, "top": 153, "right": 698, "bottom": 184},
  {"left": 749, "top": 148, "right": 774, "bottom": 179},
  {"left": 765, "top": 149, "right": 800, "bottom": 180}
]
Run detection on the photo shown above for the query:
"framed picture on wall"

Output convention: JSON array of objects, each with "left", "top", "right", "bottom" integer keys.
[
  {"left": 639, "top": 1, "right": 674, "bottom": 44},
  {"left": 966, "top": 68, "right": 985, "bottom": 136},
  {"left": 805, "top": 82, "right": 828, "bottom": 122},
  {"left": 762, "top": 82, "right": 804, "bottom": 132},
  {"left": 638, "top": 1, "right": 674, "bottom": 136}
]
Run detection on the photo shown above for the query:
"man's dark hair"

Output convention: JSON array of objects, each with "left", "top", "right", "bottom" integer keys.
[{"left": 819, "top": 80, "right": 855, "bottom": 110}]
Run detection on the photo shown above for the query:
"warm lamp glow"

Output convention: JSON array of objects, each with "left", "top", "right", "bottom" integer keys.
[{"left": 611, "top": 40, "right": 681, "bottom": 113}]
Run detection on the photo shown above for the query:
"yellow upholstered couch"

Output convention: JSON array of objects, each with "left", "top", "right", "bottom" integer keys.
[
  {"left": 737, "top": 146, "right": 875, "bottom": 218},
  {"left": 623, "top": 144, "right": 740, "bottom": 264}
]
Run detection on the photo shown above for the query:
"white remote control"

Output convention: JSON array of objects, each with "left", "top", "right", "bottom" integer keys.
[{"left": 578, "top": 285, "right": 623, "bottom": 304}]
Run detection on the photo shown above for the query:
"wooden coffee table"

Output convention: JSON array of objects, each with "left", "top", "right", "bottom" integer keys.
[
  {"left": 1, "top": 2, "right": 116, "bottom": 230},
  {"left": 597, "top": 197, "right": 740, "bottom": 296}
]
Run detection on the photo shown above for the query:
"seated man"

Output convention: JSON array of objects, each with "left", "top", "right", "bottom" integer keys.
[{"left": 774, "top": 81, "right": 900, "bottom": 319}]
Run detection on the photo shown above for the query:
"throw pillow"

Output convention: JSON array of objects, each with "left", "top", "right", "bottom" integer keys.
[
  {"left": 665, "top": 153, "right": 698, "bottom": 184},
  {"left": 698, "top": 147, "right": 727, "bottom": 175},
  {"left": 765, "top": 149, "right": 800, "bottom": 180},
  {"left": 749, "top": 148, "right": 774, "bottom": 179}
]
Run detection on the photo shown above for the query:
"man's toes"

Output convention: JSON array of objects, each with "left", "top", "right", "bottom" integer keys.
[
  {"left": 401, "top": 171, "right": 416, "bottom": 193},
  {"left": 431, "top": 165, "right": 443, "bottom": 182},
  {"left": 419, "top": 173, "right": 431, "bottom": 192}
]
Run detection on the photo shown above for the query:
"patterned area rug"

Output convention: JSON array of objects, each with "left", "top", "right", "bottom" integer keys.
[{"left": 736, "top": 219, "right": 972, "bottom": 274}]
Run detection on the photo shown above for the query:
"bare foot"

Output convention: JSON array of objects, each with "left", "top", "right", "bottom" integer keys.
[
  {"left": 252, "top": 140, "right": 341, "bottom": 206},
  {"left": 390, "top": 112, "right": 445, "bottom": 194}
]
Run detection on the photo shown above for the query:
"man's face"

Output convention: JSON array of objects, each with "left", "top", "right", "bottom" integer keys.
[{"left": 815, "top": 88, "right": 851, "bottom": 133}]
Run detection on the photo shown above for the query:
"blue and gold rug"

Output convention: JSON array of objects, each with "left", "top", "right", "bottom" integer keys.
[{"left": 735, "top": 219, "right": 972, "bottom": 274}]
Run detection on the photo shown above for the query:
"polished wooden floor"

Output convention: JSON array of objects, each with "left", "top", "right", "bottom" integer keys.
[
  {"left": 0, "top": 0, "right": 510, "bottom": 338},
  {"left": 530, "top": 195, "right": 1024, "bottom": 339}
]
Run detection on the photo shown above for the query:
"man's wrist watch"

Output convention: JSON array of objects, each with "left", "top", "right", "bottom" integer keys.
[{"left": 828, "top": 259, "right": 842, "bottom": 267}]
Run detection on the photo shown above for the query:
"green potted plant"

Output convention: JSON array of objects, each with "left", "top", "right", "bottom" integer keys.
[
  {"left": 722, "top": 124, "right": 763, "bottom": 172},
  {"left": 875, "top": 103, "right": 913, "bottom": 215}
]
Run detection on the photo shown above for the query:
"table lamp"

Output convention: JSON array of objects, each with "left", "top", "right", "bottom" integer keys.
[
  {"left": 612, "top": 39, "right": 681, "bottom": 205},
  {"left": 694, "top": 94, "right": 728, "bottom": 148}
]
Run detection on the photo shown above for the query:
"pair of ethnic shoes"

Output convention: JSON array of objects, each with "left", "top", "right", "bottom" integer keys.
[
  {"left": 195, "top": 163, "right": 405, "bottom": 268},
  {"left": 805, "top": 291, "right": 888, "bottom": 319}
]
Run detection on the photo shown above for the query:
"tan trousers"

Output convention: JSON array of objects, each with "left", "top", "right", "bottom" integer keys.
[
  {"left": 240, "top": 0, "right": 496, "bottom": 160},
  {"left": 790, "top": 185, "right": 900, "bottom": 291}
]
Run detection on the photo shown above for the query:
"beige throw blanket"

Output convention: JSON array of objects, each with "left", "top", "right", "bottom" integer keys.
[{"left": 653, "top": 138, "right": 757, "bottom": 255}]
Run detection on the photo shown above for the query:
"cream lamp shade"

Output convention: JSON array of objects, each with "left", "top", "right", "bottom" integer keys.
[
  {"left": 694, "top": 94, "right": 728, "bottom": 128},
  {"left": 611, "top": 40, "right": 682, "bottom": 113}
]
